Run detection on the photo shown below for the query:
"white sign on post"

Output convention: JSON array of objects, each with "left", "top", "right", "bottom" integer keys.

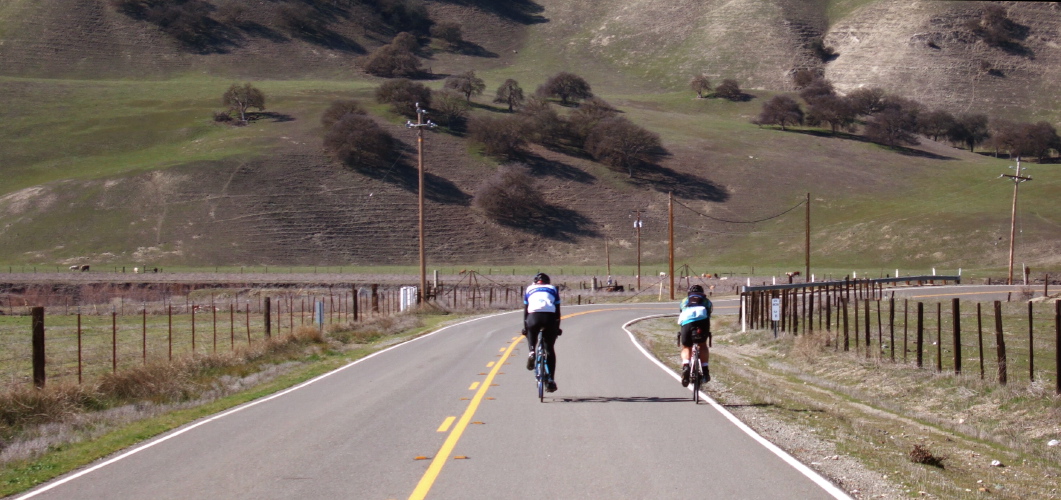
[{"left": 771, "top": 298, "right": 781, "bottom": 321}]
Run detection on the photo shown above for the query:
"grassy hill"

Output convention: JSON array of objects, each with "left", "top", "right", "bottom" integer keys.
[{"left": 0, "top": 0, "right": 1058, "bottom": 275}]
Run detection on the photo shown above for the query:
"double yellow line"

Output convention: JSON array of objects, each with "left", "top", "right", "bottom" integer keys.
[{"left": 407, "top": 335, "right": 522, "bottom": 500}]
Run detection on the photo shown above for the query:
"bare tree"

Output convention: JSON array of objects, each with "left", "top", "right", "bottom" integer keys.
[
  {"left": 569, "top": 97, "right": 619, "bottom": 145},
  {"left": 584, "top": 116, "right": 663, "bottom": 177},
  {"left": 690, "top": 74, "right": 712, "bottom": 98},
  {"left": 519, "top": 96, "right": 567, "bottom": 147},
  {"left": 493, "top": 79, "right": 525, "bottom": 111},
  {"left": 753, "top": 95, "right": 803, "bottom": 131},
  {"left": 469, "top": 115, "right": 527, "bottom": 158},
  {"left": 321, "top": 100, "right": 367, "bottom": 128},
  {"left": 714, "top": 79, "right": 745, "bottom": 101},
  {"left": 536, "top": 72, "right": 593, "bottom": 105},
  {"left": 806, "top": 94, "right": 856, "bottom": 134},
  {"left": 430, "top": 21, "right": 463, "bottom": 48},
  {"left": 323, "top": 114, "right": 398, "bottom": 169},
  {"left": 431, "top": 90, "right": 470, "bottom": 128},
  {"left": 444, "top": 71, "right": 486, "bottom": 103},
  {"left": 846, "top": 87, "right": 886, "bottom": 116},
  {"left": 948, "top": 113, "right": 990, "bottom": 152},
  {"left": 375, "top": 79, "right": 432, "bottom": 117},
  {"left": 363, "top": 44, "right": 422, "bottom": 78},
  {"left": 473, "top": 164, "right": 541, "bottom": 222},
  {"left": 222, "top": 83, "right": 266, "bottom": 123},
  {"left": 864, "top": 97, "right": 922, "bottom": 147},
  {"left": 918, "top": 110, "right": 957, "bottom": 142}
]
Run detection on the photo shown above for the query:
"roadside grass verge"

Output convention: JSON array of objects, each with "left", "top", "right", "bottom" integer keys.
[
  {"left": 0, "top": 310, "right": 464, "bottom": 497},
  {"left": 630, "top": 313, "right": 1061, "bottom": 499}
]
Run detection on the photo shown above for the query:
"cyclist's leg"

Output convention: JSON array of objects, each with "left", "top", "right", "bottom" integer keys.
[{"left": 678, "top": 323, "right": 697, "bottom": 385}]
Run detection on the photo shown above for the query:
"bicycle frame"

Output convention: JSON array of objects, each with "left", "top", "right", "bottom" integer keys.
[{"left": 534, "top": 333, "right": 550, "bottom": 402}]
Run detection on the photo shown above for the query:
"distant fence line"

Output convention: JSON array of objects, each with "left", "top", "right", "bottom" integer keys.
[
  {"left": 0, "top": 281, "right": 628, "bottom": 390},
  {"left": 739, "top": 278, "right": 1060, "bottom": 395}
]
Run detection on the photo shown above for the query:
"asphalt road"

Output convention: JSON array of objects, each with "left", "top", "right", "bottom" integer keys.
[{"left": 16, "top": 302, "right": 850, "bottom": 500}]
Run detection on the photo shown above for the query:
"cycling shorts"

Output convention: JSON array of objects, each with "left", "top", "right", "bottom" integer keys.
[{"left": 679, "top": 319, "right": 710, "bottom": 347}]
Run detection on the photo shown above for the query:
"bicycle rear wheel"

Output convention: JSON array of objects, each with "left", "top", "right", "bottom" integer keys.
[
  {"left": 691, "top": 345, "right": 701, "bottom": 403},
  {"left": 535, "top": 336, "right": 546, "bottom": 402}
]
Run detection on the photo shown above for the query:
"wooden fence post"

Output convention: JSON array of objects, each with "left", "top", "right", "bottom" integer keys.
[
  {"left": 1028, "top": 301, "right": 1034, "bottom": 382},
  {"left": 112, "top": 310, "right": 118, "bottom": 373},
  {"left": 842, "top": 298, "right": 850, "bottom": 351},
  {"left": 864, "top": 299, "right": 871, "bottom": 358},
  {"left": 853, "top": 298, "right": 859, "bottom": 350},
  {"left": 1055, "top": 300, "right": 1060, "bottom": 395},
  {"left": 889, "top": 296, "right": 895, "bottom": 362},
  {"left": 936, "top": 303, "right": 942, "bottom": 373},
  {"left": 916, "top": 302, "right": 924, "bottom": 368},
  {"left": 977, "top": 303, "right": 984, "bottom": 380},
  {"left": 264, "top": 297, "right": 272, "bottom": 339},
  {"left": 995, "top": 301, "right": 1007, "bottom": 385},
  {"left": 953, "top": 298, "right": 961, "bottom": 375},
  {"left": 32, "top": 307, "right": 45, "bottom": 388},
  {"left": 372, "top": 285, "right": 379, "bottom": 314}
]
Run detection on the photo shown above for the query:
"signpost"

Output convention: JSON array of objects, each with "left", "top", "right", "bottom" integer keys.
[{"left": 771, "top": 297, "right": 781, "bottom": 338}]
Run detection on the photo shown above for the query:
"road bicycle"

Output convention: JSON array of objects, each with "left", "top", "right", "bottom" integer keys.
[
  {"left": 689, "top": 341, "right": 704, "bottom": 403},
  {"left": 533, "top": 333, "right": 551, "bottom": 402}
]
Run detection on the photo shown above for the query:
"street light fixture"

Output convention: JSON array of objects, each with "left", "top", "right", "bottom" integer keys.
[{"left": 407, "top": 103, "right": 437, "bottom": 304}]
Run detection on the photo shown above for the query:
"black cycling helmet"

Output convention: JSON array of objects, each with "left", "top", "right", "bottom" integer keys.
[
  {"left": 534, "top": 272, "right": 551, "bottom": 284},
  {"left": 688, "top": 284, "right": 704, "bottom": 294}
]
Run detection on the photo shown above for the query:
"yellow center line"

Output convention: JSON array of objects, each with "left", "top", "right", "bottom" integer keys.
[
  {"left": 408, "top": 338, "right": 521, "bottom": 500},
  {"left": 468, "top": 382, "right": 479, "bottom": 391},
  {"left": 486, "top": 361, "right": 495, "bottom": 368},
  {"left": 436, "top": 417, "right": 456, "bottom": 433}
]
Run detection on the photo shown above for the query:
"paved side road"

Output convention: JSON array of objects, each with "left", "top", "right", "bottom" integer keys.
[{"left": 14, "top": 303, "right": 848, "bottom": 500}]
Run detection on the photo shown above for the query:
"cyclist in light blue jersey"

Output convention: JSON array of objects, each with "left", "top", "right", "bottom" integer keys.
[
  {"left": 678, "top": 284, "right": 712, "bottom": 386},
  {"left": 524, "top": 272, "right": 561, "bottom": 392}
]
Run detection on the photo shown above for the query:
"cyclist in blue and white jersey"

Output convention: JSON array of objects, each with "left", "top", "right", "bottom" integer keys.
[
  {"left": 524, "top": 272, "right": 561, "bottom": 392},
  {"left": 678, "top": 284, "right": 712, "bottom": 386}
]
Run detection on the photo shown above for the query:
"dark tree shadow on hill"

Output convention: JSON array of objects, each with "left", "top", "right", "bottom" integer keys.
[
  {"left": 785, "top": 129, "right": 959, "bottom": 161},
  {"left": 451, "top": 41, "right": 498, "bottom": 58},
  {"left": 352, "top": 159, "right": 471, "bottom": 206},
  {"left": 247, "top": 112, "right": 295, "bottom": 123},
  {"left": 235, "top": 22, "right": 289, "bottom": 43},
  {"left": 433, "top": 0, "right": 548, "bottom": 24},
  {"left": 628, "top": 163, "right": 729, "bottom": 202},
  {"left": 521, "top": 153, "right": 596, "bottom": 184},
  {"left": 493, "top": 204, "right": 598, "bottom": 242}
]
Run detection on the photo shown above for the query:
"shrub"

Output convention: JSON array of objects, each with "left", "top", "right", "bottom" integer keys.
[
  {"left": 753, "top": 95, "right": 803, "bottom": 131},
  {"left": 568, "top": 97, "right": 619, "bottom": 145},
  {"left": 519, "top": 96, "right": 568, "bottom": 146},
  {"left": 469, "top": 115, "right": 526, "bottom": 158},
  {"left": 375, "top": 79, "right": 432, "bottom": 118},
  {"left": 323, "top": 114, "right": 399, "bottom": 169},
  {"left": 430, "top": 21, "right": 463, "bottom": 48},
  {"left": 714, "top": 79, "right": 745, "bottom": 101},
  {"left": 392, "top": 31, "right": 420, "bottom": 53},
  {"left": 431, "top": 90, "right": 470, "bottom": 128},
  {"left": 321, "top": 100, "right": 368, "bottom": 128},
  {"left": 584, "top": 116, "right": 662, "bottom": 177},
  {"left": 472, "top": 164, "right": 541, "bottom": 222},
  {"left": 363, "top": 44, "right": 422, "bottom": 78}
]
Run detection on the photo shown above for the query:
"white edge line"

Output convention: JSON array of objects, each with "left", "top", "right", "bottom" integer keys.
[
  {"left": 622, "top": 314, "right": 854, "bottom": 500},
  {"left": 14, "top": 312, "right": 513, "bottom": 500}
]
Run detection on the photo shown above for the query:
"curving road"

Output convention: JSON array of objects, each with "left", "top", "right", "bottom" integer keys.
[{"left": 15, "top": 302, "right": 849, "bottom": 500}]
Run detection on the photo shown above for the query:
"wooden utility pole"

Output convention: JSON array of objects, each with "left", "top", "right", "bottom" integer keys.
[
  {"left": 408, "top": 103, "right": 436, "bottom": 303},
  {"left": 805, "top": 192, "right": 811, "bottom": 282},
  {"left": 668, "top": 192, "right": 675, "bottom": 300},
  {"left": 633, "top": 210, "right": 643, "bottom": 290},
  {"left": 1002, "top": 157, "right": 1031, "bottom": 285}
]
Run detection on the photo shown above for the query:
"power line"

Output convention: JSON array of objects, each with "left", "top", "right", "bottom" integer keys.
[{"left": 672, "top": 198, "right": 806, "bottom": 224}]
